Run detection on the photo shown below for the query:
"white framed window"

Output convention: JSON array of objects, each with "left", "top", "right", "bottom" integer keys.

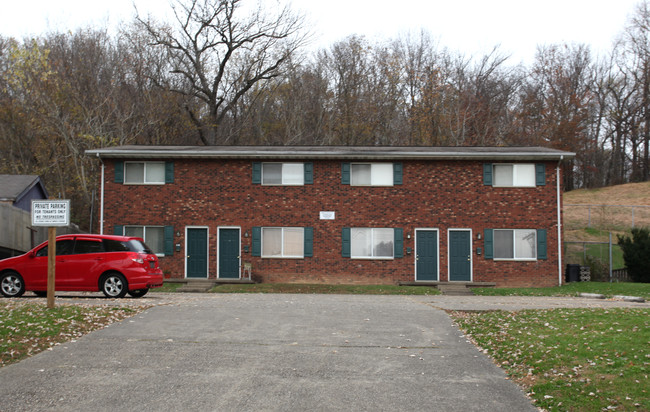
[
  {"left": 351, "top": 228, "right": 394, "bottom": 258},
  {"left": 262, "top": 227, "right": 304, "bottom": 258},
  {"left": 493, "top": 164, "right": 536, "bottom": 187},
  {"left": 262, "top": 163, "right": 304, "bottom": 185},
  {"left": 493, "top": 229, "right": 537, "bottom": 260},
  {"left": 124, "top": 225, "right": 164, "bottom": 255},
  {"left": 124, "top": 162, "right": 165, "bottom": 184},
  {"left": 351, "top": 163, "right": 393, "bottom": 186}
]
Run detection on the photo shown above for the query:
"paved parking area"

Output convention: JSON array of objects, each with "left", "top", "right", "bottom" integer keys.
[{"left": 0, "top": 294, "right": 542, "bottom": 412}]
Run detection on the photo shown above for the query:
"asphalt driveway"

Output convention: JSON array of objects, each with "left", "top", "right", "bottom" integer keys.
[{"left": 0, "top": 293, "right": 540, "bottom": 411}]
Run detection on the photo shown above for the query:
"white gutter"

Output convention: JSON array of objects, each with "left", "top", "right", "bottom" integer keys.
[
  {"left": 557, "top": 156, "right": 563, "bottom": 286},
  {"left": 97, "top": 153, "right": 105, "bottom": 235}
]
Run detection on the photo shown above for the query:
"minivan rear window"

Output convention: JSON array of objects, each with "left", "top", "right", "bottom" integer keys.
[
  {"left": 125, "top": 239, "right": 154, "bottom": 254},
  {"left": 103, "top": 239, "right": 154, "bottom": 254}
]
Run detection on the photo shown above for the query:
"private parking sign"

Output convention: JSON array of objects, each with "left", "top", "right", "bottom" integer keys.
[{"left": 31, "top": 200, "right": 70, "bottom": 227}]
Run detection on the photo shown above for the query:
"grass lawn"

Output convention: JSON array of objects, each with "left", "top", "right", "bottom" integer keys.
[
  {"left": 451, "top": 308, "right": 649, "bottom": 411},
  {"left": 473, "top": 281, "right": 650, "bottom": 299},
  {"left": 0, "top": 301, "right": 147, "bottom": 367},
  {"left": 208, "top": 283, "right": 441, "bottom": 295}
]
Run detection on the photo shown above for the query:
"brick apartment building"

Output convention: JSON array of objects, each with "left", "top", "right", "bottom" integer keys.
[{"left": 86, "top": 146, "right": 575, "bottom": 287}]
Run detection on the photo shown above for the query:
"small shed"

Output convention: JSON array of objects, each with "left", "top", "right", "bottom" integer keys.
[{"left": 0, "top": 175, "right": 49, "bottom": 211}]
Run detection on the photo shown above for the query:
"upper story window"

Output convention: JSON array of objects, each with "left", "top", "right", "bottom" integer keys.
[
  {"left": 342, "top": 162, "right": 402, "bottom": 186},
  {"left": 263, "top": 163, "right": 304, "bottom": 185},
  {"left": 114, "top": 161, "right": 174, "bottom": 185},
  {"left": 125, "top": 162, "right": 165, "bottom": 184},
  {"left": 351, "top": 163, "right": 392, "bottom": 186},
  {"left": 484, "top": 163, "right": 545, "bottom": 187},
  {"left": 252, "top": 162, "right": 313, "bottom": 185}
]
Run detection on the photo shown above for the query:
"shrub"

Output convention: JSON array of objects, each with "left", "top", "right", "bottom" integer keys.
[{"left": 617, "top": 227, "right": 650, "bottom": 283}]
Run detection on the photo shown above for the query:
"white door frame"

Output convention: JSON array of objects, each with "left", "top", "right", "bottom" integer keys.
[
  {"left": 216, "top": 226, "right": 241, "bottom": 279},
  {"left": 414, "top": 228, "right": 440, "bottom": 281},
  {"left": 447, "top": 228, "right": 473, "bottom": 282},
  {"left": 184, "top": 226, "right": 209, "bottom": 279}
]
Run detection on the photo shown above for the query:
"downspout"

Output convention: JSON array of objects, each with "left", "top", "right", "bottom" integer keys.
[
  {"left": 97, "top": 153, "right": 105, "bottom": 235},
  {"left": 557, "top": 156, "right": 563, "bottom": 286}
]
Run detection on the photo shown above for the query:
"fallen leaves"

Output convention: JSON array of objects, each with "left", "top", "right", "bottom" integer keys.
[{"left": 0, "top": 300, "right": 149, "bottom": 367}]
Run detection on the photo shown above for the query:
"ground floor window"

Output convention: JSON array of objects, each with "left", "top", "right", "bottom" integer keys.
[
  {"left": 123, "top": 226, "right": 164, "bottom": 255},
  {"left": 493, "top": 229, "right": 537, "bottom": 260},
  {"left": 351, "top": 228, "right": 394, "bottom": 259},
  {"left": 262, "top": 227, "right": 304, "bottom": 258}
]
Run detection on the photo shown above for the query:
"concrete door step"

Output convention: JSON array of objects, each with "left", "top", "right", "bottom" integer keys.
[
  {"left": 176, "top": 280, "right": 216, "bottom": 293},
  {"left": 437, "top": 285, "right": 474, "bottom": 296}
]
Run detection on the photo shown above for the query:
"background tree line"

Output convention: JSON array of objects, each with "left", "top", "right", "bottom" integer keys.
[{"left": 1, "top": 0, "right": 649, "bottom": 229}]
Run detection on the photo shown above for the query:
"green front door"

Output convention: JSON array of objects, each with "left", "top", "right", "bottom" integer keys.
[
  {"left": 416, "top": 230, "right": 438, "bottom": 281},
  {"left": 449, "top": 230, "right": 471, "bottom": 281},
  {"left": 187, "top": 228, "right": 208, "bottom": 278},
  {"left": 218, "top": 228, "right": 240, "bottom": 279}
]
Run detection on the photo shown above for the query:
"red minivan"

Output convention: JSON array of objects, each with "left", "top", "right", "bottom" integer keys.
[{"left": 0, "top": 234, "right": 164, "bottom": 298}]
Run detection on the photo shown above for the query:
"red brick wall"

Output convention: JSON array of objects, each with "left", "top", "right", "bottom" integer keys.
[{"left": 102, "top": 158, "right": 563, "bottom": 287}]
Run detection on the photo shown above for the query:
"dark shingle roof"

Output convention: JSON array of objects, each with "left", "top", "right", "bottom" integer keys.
[
  {"left": 0, "top": 175, "right": 46, "bottom": 202},
  {"left": 86, "top": 145, "right": 575, "bottom": 161}
]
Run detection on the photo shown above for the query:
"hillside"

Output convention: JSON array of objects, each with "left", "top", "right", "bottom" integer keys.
[
  {"left": 564, "top": 181, "right": 650, "bottom": 242},
  {"left": 564, "top": 181, "right": 650, "bottom": 206}
]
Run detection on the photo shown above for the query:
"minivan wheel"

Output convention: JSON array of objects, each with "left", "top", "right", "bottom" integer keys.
[
  {"left": 100, "top": 272, "right": 128, "bottom": 298},
  {"left": 1, "top": 271, "right": 25, "bottom": 298},
  {"left": 127, "top": 289, "right": 149, "bottom": 298}
]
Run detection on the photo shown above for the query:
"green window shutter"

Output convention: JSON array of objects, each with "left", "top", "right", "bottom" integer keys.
[
  {"left": 484, "top": 229, "right": 493, "bottom": 259},
  {"left": 341, "top": 163, "right": 350, "bottom": 185},
  {"left": 252, "top": 162, "right": 262, "bottom": 184},
  {"left": 341, "top": 227, "right": 351, "bottom": 257},
  {"left": 394, "top": 228, "right": 404, "bottom": 258},
  {"left": 483, "top": 163, "right": 493, "bottom": 186},
  {"left": 304, "top": 162, "right": 314, "bottom": 184},
  {"left": 304, "top": 227, "right": 313, "bottom": 257},
  {"left": 165, "top": 162, "right": 174, "bottom": 183},
  {"left": 537, "top": 229, "right": 547, "bottom": 260},
  {"left": 252, "top": 227, "right": 261, "bottom": 256},
  {"left": 114, "top": 161, "right": 124, "bottom": 183},
  {"left": 393, "top": 162, "right": 403, "bottom": 185},
  {"left": 535, "top": 164, "right": 546, "bottom": 186},
  {"left": 164, "top": 226, "right": 174, "bottom": 256},
  {"left": 113, "top": 225, "right": 124, "bottom": 236}
]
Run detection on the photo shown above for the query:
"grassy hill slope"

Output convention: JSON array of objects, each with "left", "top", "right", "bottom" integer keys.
[{"left": 563, "top": 181, "right": 650, "bottom": 273}]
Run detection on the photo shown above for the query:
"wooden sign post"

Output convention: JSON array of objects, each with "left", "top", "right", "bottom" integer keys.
[{"left": 31, "top": 200, "right": 70, "bottom": 309}]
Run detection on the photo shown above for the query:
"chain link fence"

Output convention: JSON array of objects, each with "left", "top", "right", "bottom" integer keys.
[{"left": 563, "top": 240, "right": 628, "bottom": 282}]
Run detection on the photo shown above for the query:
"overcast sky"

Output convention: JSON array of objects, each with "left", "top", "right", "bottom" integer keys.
[{"left": 0, "top": 0, "right": 642, "bottom": 64}]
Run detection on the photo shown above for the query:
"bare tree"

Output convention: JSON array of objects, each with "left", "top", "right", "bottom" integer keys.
[{"left": 135, "top": 0, "right": 309, "bottom": 145}]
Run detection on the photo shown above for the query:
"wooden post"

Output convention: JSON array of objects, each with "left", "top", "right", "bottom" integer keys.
[{"left": 47, "top": 227, "right": 56, "bottom": 309}]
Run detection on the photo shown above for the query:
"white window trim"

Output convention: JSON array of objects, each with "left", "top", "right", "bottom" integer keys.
[
  {"left": 261, "top": 227, "right": 305, "bottom": 258},
  {"left": 350, "top": 163, "right": 394, "bottom": 187},
  {"left": 492, "top": 163, "right": 536, "bottom": 188},
  {"left": 493, "top": 228, "right": 538, "bottom": 261},
  {"left": 261, "top": 163, "right": 304, "bottom": 186},
  {"left": 124, "top": 161, "right": 166, "bottom": 185},
  {"left": 351, "top": 228, "right": 395, "bottom": 260},
  {"left": 123, "top": 225, "right": 165, "bottom": 257}
]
